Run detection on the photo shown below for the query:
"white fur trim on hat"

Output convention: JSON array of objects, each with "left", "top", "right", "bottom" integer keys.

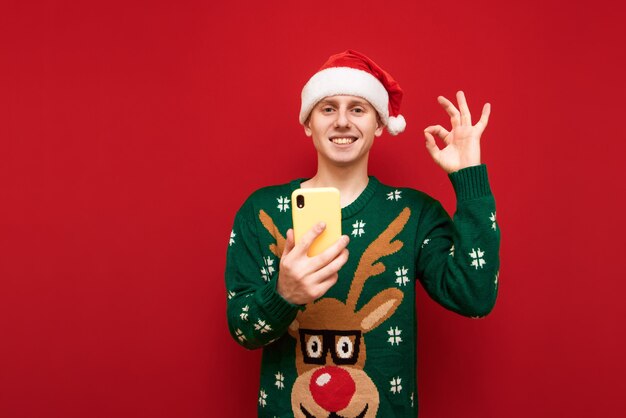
[{"left": 299, "top": 67, "right": 390, "bottom": 126}]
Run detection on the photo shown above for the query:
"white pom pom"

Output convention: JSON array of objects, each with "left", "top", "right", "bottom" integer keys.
[{"left": 387, "top": 115, "right": 406, "bottom": 136}]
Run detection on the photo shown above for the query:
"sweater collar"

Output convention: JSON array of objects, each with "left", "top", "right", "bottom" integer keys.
[{"left": 289, "top": 176, "right": 379, "bottom": 220}]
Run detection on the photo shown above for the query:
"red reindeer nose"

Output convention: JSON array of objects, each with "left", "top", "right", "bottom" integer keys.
[{"left": 309, "top": 366, "right": 356, "bottom": 412}]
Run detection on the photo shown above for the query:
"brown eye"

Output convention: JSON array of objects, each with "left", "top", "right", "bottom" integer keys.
[{"left": 306, "top": 335, "right": 323, "bottom": 358}]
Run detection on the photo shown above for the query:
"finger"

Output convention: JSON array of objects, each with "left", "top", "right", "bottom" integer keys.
[
  {"left": 424, "top": 131, "right": 441, "bottom": 160},
  {"left": 282, "top": 229, "right": 295, "bottom": 256},
  {"left": 424, "top": 125, "right": 451, "bottom": 144},
  {"left": 476, "top": 103, "right": 491, "bottom": 132},
  {"left": 312, "top": 273, "right": 339, "bottom": 300},
  {"left": 309, "top": 234, "right": 350, "bottom": 270},
  {"left": 437, "top": 95, "right": 460, "bottom": 127},
  {"left": 456, "top": 91, "right": 472, "bottom": 125},
  {"left": 311, "top": 248, "right": 349, "bottom": 284},
  {"left": 294, "top": 222, "right": 326, "bottom": 256}
]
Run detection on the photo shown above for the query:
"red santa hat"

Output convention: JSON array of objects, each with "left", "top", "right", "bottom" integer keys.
[{"left": 299, "top": 50, "right": 406, "bottom": 135}]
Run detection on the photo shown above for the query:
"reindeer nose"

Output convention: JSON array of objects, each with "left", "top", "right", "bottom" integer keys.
[{"left": 309, "top": 366, "right": 356, "bottom": 413}]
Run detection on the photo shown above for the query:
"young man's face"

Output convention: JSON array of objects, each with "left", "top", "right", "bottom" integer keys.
[{"left": 304, "top": 95, "right": 384, "bottom": 168}]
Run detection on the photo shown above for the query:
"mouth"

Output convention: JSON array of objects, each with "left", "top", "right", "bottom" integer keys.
[
  {"left": 329, "top": 136, "right": 358, "bottom": 145},
  {"left": 300, "top": 404, "right": 368, "bottom": 418}
]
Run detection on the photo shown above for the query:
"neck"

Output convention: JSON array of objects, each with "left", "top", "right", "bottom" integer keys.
[{"left": 301, "top": 158, "right": 370, "bottom": 207}]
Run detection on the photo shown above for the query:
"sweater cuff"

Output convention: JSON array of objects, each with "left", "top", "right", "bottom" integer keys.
[
  {"left": 257, "top": 277, "right": 301, "bottom": 325},
  {"left": 448, "top": 164, "right": 493, "bottom": 201}
]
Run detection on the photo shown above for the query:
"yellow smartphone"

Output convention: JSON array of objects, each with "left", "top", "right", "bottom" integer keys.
[{"left": 291, "top": 187, "right": 342, "bottom": 257}]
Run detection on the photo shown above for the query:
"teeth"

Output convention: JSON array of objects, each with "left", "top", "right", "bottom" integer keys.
[{"left": 331, "top": 137, "right": 355, "bottom": 145}]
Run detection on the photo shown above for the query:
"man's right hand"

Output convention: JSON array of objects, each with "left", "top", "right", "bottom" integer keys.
[{"left": 276, "top": 223, "right": 349, "bottom": 305}]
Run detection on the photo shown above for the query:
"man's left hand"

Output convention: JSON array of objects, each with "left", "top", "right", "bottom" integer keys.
[{"left": 423, "top": 91, "right": 491, "bottom": 174}]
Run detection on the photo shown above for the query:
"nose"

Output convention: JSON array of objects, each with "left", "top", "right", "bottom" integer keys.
[
  {"left": 334, "top": 109, "right": 351, "bottom": 129},
  {"left": 309, "top": 366, "right": 356, "bottom": 413}
]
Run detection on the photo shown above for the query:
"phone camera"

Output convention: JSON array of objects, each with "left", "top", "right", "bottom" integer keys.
[{"left": 296, "top": 195, "right": 305, "bottom": 208}]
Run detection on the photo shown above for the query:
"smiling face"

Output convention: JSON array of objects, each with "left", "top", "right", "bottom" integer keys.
[{"left": 304, "top": 95, "right": 384, "bottom": 169}]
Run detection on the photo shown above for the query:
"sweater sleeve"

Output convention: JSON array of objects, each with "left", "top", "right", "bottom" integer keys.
[
  {"left": 225, "top": 201, "right": 300, "bottom": 349},
  {"left": 415, "top": 164, "right": 500, "bottom": 317}
]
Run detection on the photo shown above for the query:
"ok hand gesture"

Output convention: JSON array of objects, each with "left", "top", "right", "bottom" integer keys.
[{"left": 423, "top": 91, "right": 491, "bottom": 174}]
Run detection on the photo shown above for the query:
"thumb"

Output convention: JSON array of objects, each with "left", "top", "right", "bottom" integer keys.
[{"left": 295, "top": 222, "right": 326, "bottom": 257}]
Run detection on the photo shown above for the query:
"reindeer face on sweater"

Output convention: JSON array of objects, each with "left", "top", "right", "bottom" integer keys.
[{"left": 286, "top": 208, "right": 410, "bottom": 418}]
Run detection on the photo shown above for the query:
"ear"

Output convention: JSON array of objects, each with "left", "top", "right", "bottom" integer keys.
[
  {"left": 288, "top": 318, "right": 299, "bottom": 338},
  {"left": 303, "top": 118, "right": 312, "bottom": 137},
  {"left": 358, "top": 288, "right": 404, "bottom": 333},
  {"left": 375, "top": 116, "right": 384, "bottom": 137}
]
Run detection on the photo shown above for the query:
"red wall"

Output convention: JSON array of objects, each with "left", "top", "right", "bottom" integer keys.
[{"left": 1, "top": 1, "right": 625, "bottom": 417}]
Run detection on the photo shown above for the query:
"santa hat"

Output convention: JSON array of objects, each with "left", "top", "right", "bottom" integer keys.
[{"left": 299, "top": 50, "right": 406, "bottom": 135}]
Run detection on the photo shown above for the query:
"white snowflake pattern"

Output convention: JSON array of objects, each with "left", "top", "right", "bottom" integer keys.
[
  {"left": 277, "top": 196, "right": 290, "bottom": 212},
  {"left": 395, "top": 266, "right": 410, "bottom": 286},
  {"left": 235, "top": 328, "right": 246, "bottom": 343},
  {"left": 490, "top": 212, "right": 497, "bottom": 231},
  {"left": 275, "top": 372, "right": 285, "bottom": 389},
  {"left": 469, "top": 248, "right": 486, "bottom": 269},
  {"left": 227, "top": 290, "right": 236, "bottom": 300},
  {"left": 229, "top": 230, "right": 236, "bottom": 246},
  {"left": 449, "top": 245, "right": 455, "bottom": 257},
  {"left": 387, "top": 190, "right": 402, "bottom": 201},
  {"left": 261, "top": 256, "right": 275, "bottom": 282},
  {"left": 411, "top": 392, "right": 414, "bottom": 407},
  {"left": 387, "top": 326, "right": 403, "bottom": 345},
  {"left": 351, "top": 220, "right": 366, "bottom": 237},
  {"left": 422, "top": 238, "right": 430, "bottom": 248},
  {"left": 258, "top": 389, "right": 267, "bottom": 407},
  {"left": 255, "top": 319, "right": 272, "bottom": 334},
  {"left": 240, "top": 305, "right": 249, "bottom": 321},
  {"left": 390, "top": 377, "right": 403, "bottom": 394}
]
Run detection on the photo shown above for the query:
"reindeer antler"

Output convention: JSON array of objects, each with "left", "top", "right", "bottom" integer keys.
[
  {"left": 259, "top": 210, "right": 286, "bottom": 258},
  {"left": 346, "top": 208, "right": 411, "bottom": 311}
]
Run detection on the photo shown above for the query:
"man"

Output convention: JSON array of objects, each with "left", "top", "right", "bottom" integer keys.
[{"left": 225, "top": 50, "right": 499, "bottom": 417}]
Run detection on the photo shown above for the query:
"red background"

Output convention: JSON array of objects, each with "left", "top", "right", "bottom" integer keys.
[{"left": 1, "top": 1, "right": 625, "bottom": 417}]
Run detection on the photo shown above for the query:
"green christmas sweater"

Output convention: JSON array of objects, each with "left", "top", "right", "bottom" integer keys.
[{"left": 225, "top": 164, "right": 499, "bottom": 417}]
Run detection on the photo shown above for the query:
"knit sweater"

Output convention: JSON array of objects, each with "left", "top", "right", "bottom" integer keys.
[{"left": 225, "top": 164, "right": 500, "bottom": 417}]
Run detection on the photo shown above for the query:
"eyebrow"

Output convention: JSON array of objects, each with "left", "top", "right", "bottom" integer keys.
[{"left": 318, "top": 98, "right": 370, "bottom": 107}]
